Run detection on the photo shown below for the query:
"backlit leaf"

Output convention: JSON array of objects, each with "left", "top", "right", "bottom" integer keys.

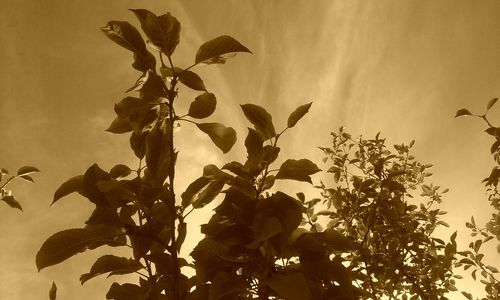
[
  {"left": 191, "top": 179, "right": 226, "bottom": 209},
  {"left": 287, "top": 102, "right": 312, "bottom": 128},
  {"left": 487, "top": 98, "right": 498, "bottom": 110},
  {"left": 244, "top": 128, "right": 263, "bottom": 168},
  {"left": 109, "top": 164, "right": 132, "bottom": 179},
  {"left": 196, "top": 123, "right": 236, "bottom": 153},
  {"left": 177, "top": 222, "right": 187, "bottom": 252},
  {"left": 240, "top": 104, "right": 275, "bottom": 140},
  {"left": 130, "top": 132, "right": 147, "bottom": 159},
  {"left": 195, "top": 35, "right": 251, "bottom": 65},
  {"left": 181, "top": 177, "right": 210, "bottom": 208},
  {"left": 36, "top": 226, "right": 121, "bottom": 271},
  {"left": 52, "top": 175, "right": 84, "bottom": 205},
  {"left": 455, "top": 109, "right": 472, "bottom": 118},
  {"left": 106, "top": 282, "right": 144, "bottom": 300},
  {"left": 178, "top": 70, "right": 206, "bottom": 91},
  {"left": 188, "top": 93, "right": 216, "bottom": 119},
  {"left": 80, "top": 255, "right": 141, "bottom": 285},
  {"left": 20, "top": 175, "right": 35, "bottom": 183},
  {"left": 17, "top": 166, "right": 39, "bottom": 176},
  {"left": 106, "top": 117, "right": 132, "bottom": 134},
  {"left": 266, "top": 273, "right": 311, "bottom": 300},
  {"left": 49, "top": 282, "right": 57, "bottom": 300},
  {"left": 276, "top": 159, "right": 321, "bottom": 183},
  {"left": 2, "top": 195, "right": 22, "bottom": 211}
]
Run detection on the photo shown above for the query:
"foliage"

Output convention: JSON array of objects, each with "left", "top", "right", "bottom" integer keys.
[
  {"left": 455, "top": 99, "right": 500, "bottom": 299},
  {"left": 0, "top": 166, "right": 39, "bottom": 211}
]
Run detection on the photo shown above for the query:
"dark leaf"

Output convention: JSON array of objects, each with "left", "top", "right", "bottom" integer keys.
[
  {"left": 188, "top": 93, "right": 216, "bottom": 119},
  {"left": 106, "top": 117, "right": 132, "bottom": 134},
  {"left": 17, "top": 166, "right": 39, "bottom": 176},
  {"left": 178, "top": 70, "right": 206, "bottom": 91},
  {"left": 487, "top": 98, "right": 498, "bottom": 110},
  {"left": 126, "top": 71, "right": 166, "bottom": 98},
  {"left": 49, "top": 282, "right": 57, "bottom": 300},
  {"left": 196, "top": 123, "right": 236, "bottom": 154},
  {"left": 323, "top": 228, "right": 354, "bottom": 251},
  {"left": 2, "top": 195, "right": 22, "bottom": 211},
  {"left": 146, "top": 121, "right": 172, "bottom": 185},
  {"left": 130, "top": 9, "right": 180, "bottom": 56},
  {"left": 109, "top": 164, "right": 132, "bottom": 179},
  {"left": 130, "top": 132, "right": 147, "bottom": 159},
  {"left": 208, "top": 271, "right": 247, "bottom": 300},
  {"left": 240, "top": 104, "right": 275, "bottom": 139},
  {"left": 36, "top": 226, "right": 122, "bottom": 271},
  {"left": 287, "top": 102, "right": 312, "bottom": 128},
  {"left": 276, "top": 159, "right": 321, "bottom": 183},
  {"left": 485, "top": 127, "right": 500, "bottom": 137},
  {"left": 177, "top": 222, "right": 187, "bottom": 252},
  {"left": 266, "top": 273, "right": 311, "bottom": 300},
  {"left": 106, "top": 282, "right": 144, "bottom": 300},
  {"left": 19, "top": 175, "right": 35, "bottom": 183},
  {"left": 83, "top": 164, "right": 112, "bottom": 206},
  {"left": 195, "top": 35, "right": 251, "bottom": 65},
  {"left": 191, "top": 179, "right": 226, "bottom": 209},
  {"left": 263, "top": 145, "right": 280, "bottom": 164},
  {"left": 80, "top": 255, "right": 142, "bottom": 285},
  {"left": 244, "top": 128, "right": 263, "bottom": 168},
  {"left": 222, "top": 161, "right": 248, "bottom": 178},
  {"left": 455, "top": 109, "right": 472, "bottom": 117},
  {"left": 181, "top": 177, "right": 210, "bottom": 208},
  {"left": 52, "top": 175, "right": 84, "bottom": 205}
]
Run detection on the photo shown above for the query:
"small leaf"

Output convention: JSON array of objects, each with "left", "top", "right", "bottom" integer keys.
[
  {"left": 195, "top": 35, "right": 251, "bottom": 65},
  {"left": 49, "top": 282, "right": 57, "bottom": 300},
  {"left": 80, "top": 255, "right": 142, "bottom": 285},
  {"left": 17, "top": 166, "right": 39, "bottom": 176},
  {"left": 240, "top": 104, "right": 275, "bottom": 140},
  {"left": 196, "top": 123, "right": 236, "bottom": 154},
  {"left": 106, "top": 117, "right": 132, "bottom": 134},
  {"left": 287, "top": 102, "right": 312, "bottom": 128},
  {"left": 52, "top": 175, "right": 84, "bottom": 205},
  {"left": 2, "top": 195, "right": 22, "bottom": 211},
  {"left": 455, "top": 109, "right": 472, "bottom": 117},
  {"left": 130, "top": 9, "right": 181, "bottom": 56},
  {"left": 178, "top": 70, "right": 206, "bottom": 91},
  {"left": 20, "top": 175, "right": 35, "bottom": 183},
  {"left": 36, "top": 226, "right": 122, "bottom": 271},
  {"left": 487, "top": 98, "right": 498, "bottom": 110},
  {"left": 276, "top": 159, "right": 321, "bottom": 183},
  {"left": 266, "top": 273, "right": 311, "bottom": 300},
  {"left": 109, "top": 165, "right": 132, "bottom": 179},
  {"left": 188, "top": 93, "right": 217, "bottom": 119}
]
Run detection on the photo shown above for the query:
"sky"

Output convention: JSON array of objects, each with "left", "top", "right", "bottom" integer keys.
[{"left": 1, "top": 0, "right": 500, "bottom": 298}]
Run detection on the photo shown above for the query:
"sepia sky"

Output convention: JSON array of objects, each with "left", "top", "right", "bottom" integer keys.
[{"left": 1, "top": 0, "right": 500, "bottom": 298}]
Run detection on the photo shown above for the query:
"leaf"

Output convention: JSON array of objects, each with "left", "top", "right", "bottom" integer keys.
[
  {"left": 266, "top": 273, "right": 311, "bottom": 300},
  {"left": 191, "top": 179, "right": 226, "bottom": 209},
  {"left": 181, "top": 177, "right": 210, "bottom": 208},
  {"left": 176, "top": 222, "right": 187, "bottom": 252},
  {"left": 276, "top": 159, "right": 321, "bottom": 183},
  {"left": 106, "top": 117, "right": 132, "bottom": 134},
  {"left": 461, "top": 291, "right": 473, "bottom": 300},
  {"left": 178, "top": 70, "right": 206, "bottom": 91},
  {"left": 244, "top": 128, "right": 264, "bottom": 169},
  {"left": 100, "top": 21, "right": 155, "bottom": 72},
  {"left": 130, "top": 9, "right": 181, "bottom": 56},
  {"left": 52, "top": 175, "right": 84, "bottom": 205},
  {"left": 240, "top": 104, "right": 275, "bottom": 140},
  {"left": 188, "top": 93, "right": 217, "bottom": 119},
  {"left": 196, "top": 123, "right": 236, "bottom": 154},
  {"left": 17, "top": 166, "right": 39, "bottom": 176},
  {"left": 146, "top": 121, "right": 172, "bottom": 185},
  {"left": 130, "top": 132, "right": 147, "bottom": 159},
  {"left": 49, "top": 282, "right": 57, "bottom": 300},
  {"left": 106, "top": 282, "right": 145, "bottom": 300},
  {"left": 2, "top": 195, "right": 22, "bottom": 211},
  {"left": 36, "top": 226, "right": 122, "bottom": 271},
  {"left": 455, "top": 109, "right": 472, "bottom": 117},
  {"left": 195, "top": 35, "right": 251, "bottom": 65},
  {"left": 80, "top": 255, "right": 142, "bottom": 285},
  {"left": 323, "top": 228, "right": 354, "bottom": 251},
  {"left": 20, "top": 175, "right": 35, "bottom": 183},
  {"left": 208, "top": 271, "right": 247, "bottom": 300},
  {"left": 487, "top": 98, "right": 498, "bottom": 110},
  {"left": 109, "top": 164, "right": 132, "bottom": 179},
  {"left": 287, "top": 102, "right": 312, "bottom": 128}
]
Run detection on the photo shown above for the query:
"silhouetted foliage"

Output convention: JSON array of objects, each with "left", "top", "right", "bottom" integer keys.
[{"left": 0, "top": 166, "right": 39, "bottom": 211}]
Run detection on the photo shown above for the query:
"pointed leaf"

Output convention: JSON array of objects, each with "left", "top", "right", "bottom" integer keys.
[
  {"left": 36, "top": 226, "right": 122, "bottom": 271},
  {"left": 188, "top": 93, "right": 216, "bottom": 119},
  {"left": 20, "top": 175, "right": 35, "bottom": 183},
  {"left": 17, "top": 166, "right": 39, "bottom": 176},
  {"left": 176, "top": 222, "right": 187, "bottom": 252},
  {"left": 2, "top": 195, "right": 22, "bottom": 211},
  {"left": 178, "top": 70, "right": 206, "bottom": 91},
  {"left": 49, "top": 282, "right": 57, "bottom": 300},
  {"left": 196, "top": 123, "right": 236, "bottom": 153},
  {"left": 195, "top": 35, "right": 251, "bottom": 65},
  {"left": 52, "top": 175, "right": 84, "bottom": 205},
  {"left": 276, "top": 159, "right": 321, "bottom": 183},
  {"left": 287, "top": 102, "right": 312, "bottom": 128},
  {"left": 487, "top": 98, "right": 498, "bottom": 110},
  {"left": 240, "top": 104, "right": 275, "bottom": 139},
  {"left": 106, "top": 117, "right": 132, "bottom": 134},
  {"left": 266, "top": 273, "right": 311, "bottom": 300},
  {"left": 181, "top": 177, "right": 210, "bottom": 208},
  {"left": 80, "top": 255, "right": 142, "bottom": 285},
  {"left": 191, "top": 178, "right": 226, "bottom": 209},
  {"left": 455, "top": 109, "right": 472, "bottom": 117},
  {"left": 130, "top": 9, "right": 180, "bottom": 56}
]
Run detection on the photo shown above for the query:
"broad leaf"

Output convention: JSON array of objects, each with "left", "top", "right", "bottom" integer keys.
[
  {"left": 287, "top": 102, "right": 312, "bottom": 128},
  {"left": 49, "top": 282, "right": 57, "bottom": 300},
  {"left": 195, "top": 35, "right": 251, "bottom": 65},
  {"left": 455, "top": 108, "right": 472, "bottom": 117},
  {"left": 109, "top": 164, "right": 132, "bottom": 179},
  {"left": 106, "top": 117, "right": 132, "bottom": 134},
  {"left": 80, "top": 255, "right": 141, "bottom": 284},
  {"left": 275, "top": 159, "right": 321, "bottom": 183},
  {"left": 266, "top": 273, "right": 311, "bottom": 300},
  {"left": 83, "top": 164, "right": 111, "bottom": 206},
  {"left": 2, "top": 195, "right": 22, "bottom": 211},
  {"left": 178, "top": 70, "right": 206, "bottom": 91},
  {"left": 36, "top": 226, "right": 122, "bottom": 271},
  {"left": 487, "top": 98, "right": 499, "bottom": 110},
  {"left": 130, "top": 132, "right": 147, "bottom": 159},
  {"left": 191, "top": 179, "right": 226, "bottom": 209},
  {"left": 17, "top": 166, "right": 39, "bottom": 176},
  {"left": 196, "top": 123, "right": 236, "bottom": 153},
  {"left": 181, "top": 177, "right": 210, "bottom": 208},
  {"left": 188, "top": 93, "right": 217, "bottom": 119},
  {"left": 52, "top": 175, "right": 84, "bottom": 205},
  {"left": 130, "top": 9, "right": 180, "bottom": 56},
  {"left": 106, "top": 282, "right": 145, "bottom": 300},
  {"left": 208, "top": 271, "right": 247, "bottom": 300},
  {"left": 240, "top": 104, "right": 275, "bottom": 139}
]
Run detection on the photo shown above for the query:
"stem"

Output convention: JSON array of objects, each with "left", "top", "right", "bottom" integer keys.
[{"left": 0, "top": 175, "right": 16, "bottom": 190}]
